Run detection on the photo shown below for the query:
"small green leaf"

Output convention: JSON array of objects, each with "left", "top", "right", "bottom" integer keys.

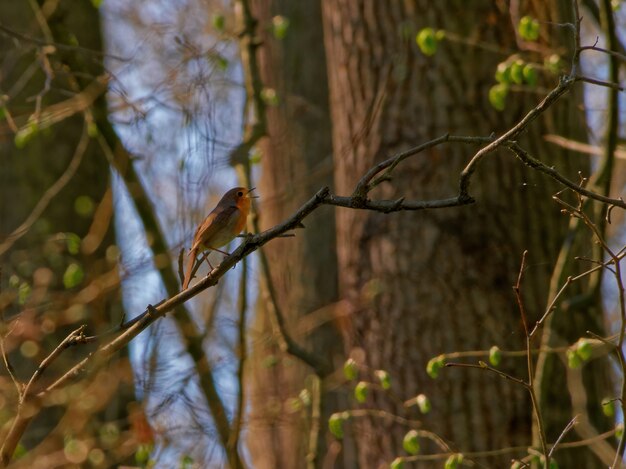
[
  {"left": 135, "top": 444, "right": 152, "bottom": 464},
  {"left": 518, "top": 16, "right": 540, "bottom": 41},
  {"left": 272, "top": 16, "right": 290, "bottom": 40},
  {"left": 212, "top": 14, "right": 225, "bottom": 32},
  {"left": 374, "top": 370, "right": 391, "bottom": 390},
  {"left": 510, "top": 60, "right": 525, "bottom": 85},
  {"left": 18, "top": 282, "right": 31, "bottom": 305},
  {"left": 495, "top": 62, "right": 512, "bottom": 84},
  {"left": 522, "top": 64, "right": 538, "bottom": 87},
  {"left": 65, "top": 232, "right": 81, "bottom": 255},
  {"left": 91, "top": 0, "right": 104, "bottom": 8},
  {"left": 544, "top": 54, "right": 563, "bottom": 74},
  {"left": 426, "top": 355, "right": 445, "bottom": 379},
  {"left": 416, "top": 28, "right": 438, "bottom": 56},
  {"left": 416, "top": 394, "right": 431, "bottom": 414},
  {"left": 14, "top": 121, "right": 39, "bottom": 149},
  {"left": 390, "top": 457, "right": 404, "bottom": 469},
  {"left": 488, "top": 84, "right": 508, "bottom": 111},
  {"left": 63, "top": 263, "right": 84, "bottom": 289},
  {"left": 9, "top": 275, "right": 20, "bottom": 288},
  {"left": 329, "top": 412, "right": 347, "bottom": 439},
  {"left": 566, "top": 348, "right": 582, "bottom": 369},
  {"left": 74, "top": 195, "right": 95, "bottom": 217},
  {"left": 87, "top": 122, "right": 99, "bottom": 138},
  {"left": 261, "top": 88, "right": 279, "bottom": 106},
  {"left": 402, "top": 430, "right": 420, "bottom": 455},
  {"left": 575, "top": 338, "right": 592, "bottom": 361},
  {"left": 343, "top": 358, "right": 358, "bottom": 380},
  {"left": 489, "top": 346, "right": 502, "bottom": 366},
  {"left": 215, "top": 55, "right": 229, "bottom": 71},
  {"left": 354, "top": 381, "right": 369, "bottom": 403},
  {"left": 180, "top": 455, "right": 194, "bottom": 469},
  {"left": 444, "top": 453, "right": 463, "bottom": 469},
  {"left": 12, "top": 443, "right": 27, "bottom": 459},
  {"left": 616, "top": 423, "right": 624, "bottom": 439},
  {"left": 602, "top": 397, "right": 615, "bottom": 417},
  {"left": 249, "top": 148, "right": 262, "bottom": 165}
]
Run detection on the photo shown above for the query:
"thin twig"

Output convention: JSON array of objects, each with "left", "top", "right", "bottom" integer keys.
[
  {"left": 228, "top": 258, "right": 248, "bottom": 461},
  {"left": 0, "top": 123, "right": 90, "bottom": 256}
]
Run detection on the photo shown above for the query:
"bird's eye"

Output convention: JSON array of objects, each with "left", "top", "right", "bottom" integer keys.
[{"left": 237, "top": 191, "right": 244, "bottom": 197}]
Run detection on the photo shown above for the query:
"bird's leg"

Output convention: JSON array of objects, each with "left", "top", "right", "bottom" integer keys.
[
  {"left": 208, "top": 246, "right": 231, "bottom": 256},
  {"left": 204, "top": 246, "right": 234, "bottom": 266},
  {"left": 189, "top": 252, "right": 210, "bottom": 282}
]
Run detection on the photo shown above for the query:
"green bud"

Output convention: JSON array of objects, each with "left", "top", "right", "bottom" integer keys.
[
  {"left": 261, "top": 88, "right": 279, "bottom": 106},
  {"left": 426, "top": 355, "right": 445, "bottom": 379},
  {"left": 135, "top": 444, "right": 152, "bottom": 464},
  {"left": 374, "top": 370, "right": 391, "bottom": 390},
  {"left": 510, "top": 60, "right": 525, "bottom": 85},
  {"left": 390, "top": 457, "right": 404, "bottom": 469},
  {"left": 416, "top": 393, "right": 431, "bottom": 414},
  {"left": 518, "top": 16, "right": 540, "bottom": 41},
  {"left": 343, "top": 358, "right": 358, "bottom": 380},
  {"left": 74, "top": 195, "right": 95, "bottom": 217},
  {"left": 575, "top": 338, "right": 592, "bottom": 361},
  {"left": 488, "top": 346, "right": 502, "bottom": 366},
  {"left": 602, "top": 397, "right": 615, "bottom": 417},
  {"left": 18, "top": 282, "right": 31, "bottom": 305},
  {"left": 65, "top": 232, "right": 81, "bottom": 255},
  {"left": 444, "top": 453, "right": 463, "bottom": 469},
  {"left": 211, "top": 14, "right": 225, "bottom": 32},
  {"left": 567, "top": 348, "right": 582, "bottom": 369},
  {"left": 63, "top": 263, "right": 84, "bottom": 289},
  {"left": 495, "top": 62, "right": 512, "bottom": 84},
  {"left": 416, "top": 28, "right": 438, "bottom": 56},
  {"left": 402, "top": 430, "right": 420, "bottom": 455},
  {"left": 14, "top": 121, "right": 39, "bottom": 149},
  {"left": 522, "top": 64, "right": 538, "bottom": 87},
  {"left": 488, "top": 84, "right": 508, "bottom": 111},
  {"left": 272, "top": 16, "right": 290, "bottom": 40},
  {"left": 354, "top": 381, "right": 369, "bottom": 403},
  {"left": 328, "top": 412, "right": 347, "bottom": 439},
  {"left": 544, "top": 54, "right": 562, "bottom": 74},
  {"left": 87, "top": 122, "right": 99, "bottom": 138}
]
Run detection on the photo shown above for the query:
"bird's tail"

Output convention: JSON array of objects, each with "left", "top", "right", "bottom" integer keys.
[{"left": 182, "top": 248, "right": 197, "bottom": 290}]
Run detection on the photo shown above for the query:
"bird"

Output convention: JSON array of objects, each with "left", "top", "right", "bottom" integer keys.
[{"left": 182, "top": 187, "right": 256, "bottom": 290}]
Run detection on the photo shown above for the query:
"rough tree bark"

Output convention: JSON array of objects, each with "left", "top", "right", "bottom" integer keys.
[
  {"left": 246, "top": 1, "right": 345, "bottom": 468},
  {"left": 322, "top": 0, "right": 610, "bottom": 467}
]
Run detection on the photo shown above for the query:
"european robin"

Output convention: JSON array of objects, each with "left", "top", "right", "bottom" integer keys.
[{"left": 182, "top": 187, "right": 256, "bottom": 290}]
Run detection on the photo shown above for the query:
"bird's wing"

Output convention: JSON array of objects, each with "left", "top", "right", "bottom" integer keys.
[
  {"left": 190, "top": 205, "right": 240, "bottom": 252},
  {"left": 182, "top": 246, "right": 198, "bottom": 290}
]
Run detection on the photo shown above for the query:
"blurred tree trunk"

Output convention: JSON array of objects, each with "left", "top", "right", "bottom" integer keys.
[
  {"left": 322, "top": 0, "right": 609, "bottom": 467},
  {"left": 0, "top": 1, "right": 136, "bottom": 466},
  {"left": 246, "top": 1, "right": 345, "bottom": 468}
]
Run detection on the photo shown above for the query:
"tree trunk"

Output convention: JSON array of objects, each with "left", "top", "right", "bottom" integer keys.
[
  {"left": 0, "top": 1, "right": 136, "bottom": 466},
  {"left": 322, "top": 0, "right": 609, "bottom": 467},
  {"left": 246, "top": 1, "right": 344, "bottom": 468}
]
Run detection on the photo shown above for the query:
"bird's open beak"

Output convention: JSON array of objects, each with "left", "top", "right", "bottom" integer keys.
[{"left": 247, "top": 187, "right": 260, "bottom": 198}]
